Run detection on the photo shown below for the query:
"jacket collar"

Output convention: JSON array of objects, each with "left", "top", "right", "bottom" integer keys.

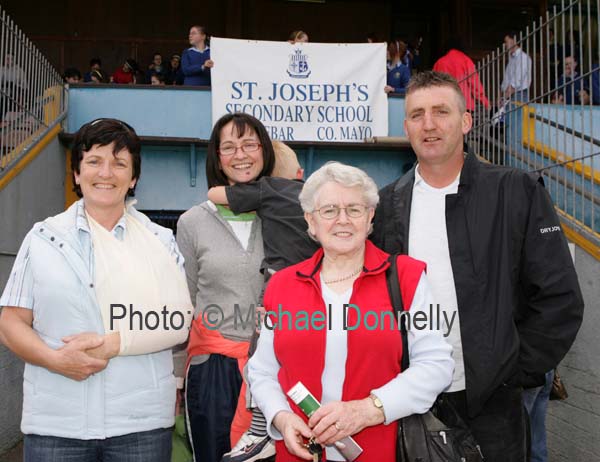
[
  {"left": 44, "top": 198, "right": 145, "bottom": 243},
  {"left": 387, "top": 145, "right": 479, "bottom": 254},
  {"left": 40, "top": 199, "right": 174, "bottom": 257},
  {"left": 295, "top": 240, "right": 391, "bottom": 281},
  {"left": 75, "top": 199, "right": 128, "bottom": 238},
  {"left": 397, "top": 145, "right": 480, "bottom": 193},
  {"left": 457, "top": 148, "right": 480, "bottom": 189}
]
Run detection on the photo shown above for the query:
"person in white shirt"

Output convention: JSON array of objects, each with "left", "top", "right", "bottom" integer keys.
[
  {"left": 501, "top": 30, "right": 532, "bottom": 101},
  {"left": 373, "top": 71, "right": 583, "bottom": 462}
]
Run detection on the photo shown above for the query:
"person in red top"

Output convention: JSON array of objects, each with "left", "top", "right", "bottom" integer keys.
[
  {"left": 111, "top": 58, "right": 138, "bottom": 84},
  {"left": 248, "top": 162, "right": 454, "bottom": 462},
  {"left": 433, "top": 39, "right": 489, "bottom": 111}
]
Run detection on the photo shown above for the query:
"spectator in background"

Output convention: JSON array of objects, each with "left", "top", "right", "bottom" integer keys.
[
  {"left": 83, "top": 58, "right": 102, "bottom": 83},
  {"left": 150, "top": 74, "right": 166, "bottom": 86},
  {"left": 433, "top": 38, "right": 489, "bottom": 111},
  {"left": 578, "top": 88, "right": 592, "bottom": 104},
  {"left": 145, "top": 52, "right": 165, "bottom": 84},
  {"left": 0, "top": 54, "right": 26, "bottom": 121},
  {"left": 0, "top": 54, "right": 26, "bottom": 90},
  {"left": 289, "top": 30, "right": 309, "bottom": 43},
  {"left": 499, "top": 31, "right": 532, "bottom": 153},
  {"left": 63, "top": 68, "right": 82, "bottom": 85},
  {"left": 89, "top": 69, "right": 105, "bottom": 84},
  {"left": 182, "top": 25, "right": 213, "bottom": 86},
  {"left": 392, "top": 37, "right": 413, "bottom": 69},
  {"left": 552, "top": 54, "right": 584, "bottom": 104},
  {"left": 577, "top": 63, "right": 600, "bottom": 105},
  {"left": 384, "top": 41, "right": 410, "bottom": 95},
  {"left": 410, "top": 36, "right": 423, "bottom": 71},
  {"left": 165, "top": 54, "right": 184, "bottom": 85},
  {"left": 547, "top": 29, "right": 563, "bottom": 92},
  {"left": 500, "top": 30, "right": 532, "bottom": 101},
  {"left": 564, "top": 29, "right": 581, "bottom": 67},
  {"left": 111, "top": 59, "right": 138, "bottom": 84}
]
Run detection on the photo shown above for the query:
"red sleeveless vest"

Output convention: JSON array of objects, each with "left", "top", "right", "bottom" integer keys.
[{"left": 264, "top": 241, "right": 426, "bottom": 462}]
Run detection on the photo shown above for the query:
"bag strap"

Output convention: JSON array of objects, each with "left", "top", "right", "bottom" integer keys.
[{"left": 385, "top": 254, "right": 410, "bottom": 371}]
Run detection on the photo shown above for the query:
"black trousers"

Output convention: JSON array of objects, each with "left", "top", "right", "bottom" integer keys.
[
  {"left": 186, "top": 354, "right": 243, "bottom": 462},
  {"left": 442, "top": 385, "right": 527, "bottom": 462}
]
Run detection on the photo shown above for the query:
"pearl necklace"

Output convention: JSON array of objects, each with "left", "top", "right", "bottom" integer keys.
[{"left": 323, "top": 266, "right": 363, "bottom": 284}]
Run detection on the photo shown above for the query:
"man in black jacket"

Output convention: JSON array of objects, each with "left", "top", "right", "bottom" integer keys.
[{"left": 371, "top": 71, "right": 583, "bottom": 462}]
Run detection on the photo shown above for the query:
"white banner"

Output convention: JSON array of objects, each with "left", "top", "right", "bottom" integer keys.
[{"left": 211, "top": 37, "right": 388, "bottom": 142}]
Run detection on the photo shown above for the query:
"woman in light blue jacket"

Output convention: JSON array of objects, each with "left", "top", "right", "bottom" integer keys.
[{"left": 0, "top": 118, "right": 192, "bottom": 462}]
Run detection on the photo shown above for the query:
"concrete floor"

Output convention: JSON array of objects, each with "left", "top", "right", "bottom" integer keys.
[{"left": 0, "top": 441, "right": 21, "bottom": 462}]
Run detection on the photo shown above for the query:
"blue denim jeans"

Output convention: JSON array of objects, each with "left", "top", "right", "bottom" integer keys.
[
  {"left": 523, "top": 370, "right": 554, "bottom": 462},
  {"left": 23, "top": 427, "right": 172, "bottom": 462},
  {"left": 504, "top": 90, "right": 529, "bottom": 162}
]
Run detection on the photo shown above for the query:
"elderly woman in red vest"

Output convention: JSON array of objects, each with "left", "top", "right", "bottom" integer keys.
[{"left": 248, "top": 162, "right": 454, "bottom": 462}]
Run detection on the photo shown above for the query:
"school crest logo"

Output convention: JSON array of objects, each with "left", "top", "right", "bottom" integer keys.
[{"left": 287, "top": 49, "right": 311, "bottom": 79}]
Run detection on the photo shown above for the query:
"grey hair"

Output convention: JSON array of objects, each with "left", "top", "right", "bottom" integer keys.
[{"left": 299, "top": 162, "right": 379, "bottom": 212}]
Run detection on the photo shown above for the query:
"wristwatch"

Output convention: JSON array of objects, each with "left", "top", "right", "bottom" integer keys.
[{"left": 369, "top": 394, "right": 384, "bottom": 414}]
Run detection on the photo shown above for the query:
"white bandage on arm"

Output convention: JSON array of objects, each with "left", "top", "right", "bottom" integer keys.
[{"left": 88, "top": 211, "right": 193, "bottom": 356}]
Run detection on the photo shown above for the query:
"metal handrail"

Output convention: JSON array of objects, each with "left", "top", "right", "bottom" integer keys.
[
  {"left": 461, "top": 0, "right": 600, "bottom": 246},
  {"left": 0, "top": 110, "right": 66, "bottom": 182},
  {"left": 530, "top": 112, "right": 600, "bottom": 147},
  {"left": 0, "top": 5, "right": 64, "bottom": 173}
]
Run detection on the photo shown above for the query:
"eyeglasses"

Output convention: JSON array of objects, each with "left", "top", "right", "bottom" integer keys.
[
  {"left": 313, "top": 204, "right": 369, "bottom": 220},
  {"left": 218, "top": 142, "right": 262, "bottom": 157}
]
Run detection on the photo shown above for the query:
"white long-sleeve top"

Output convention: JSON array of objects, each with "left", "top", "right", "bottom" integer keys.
[
  {"left": 247, "top": 271, "right": 454, "bottom": 453},
  {"left": 501, "top": 47, "right": 532, "bottom": 93}
]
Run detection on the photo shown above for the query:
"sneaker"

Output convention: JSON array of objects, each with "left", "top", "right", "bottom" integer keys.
[{"left": 221, "top": 432, "right": 276, "bottom": 462}]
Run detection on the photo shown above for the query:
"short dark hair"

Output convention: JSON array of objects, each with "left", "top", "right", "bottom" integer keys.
[
  {"left": 406, "top": 71, "right": 466, "bottom": 113},
  {"left": 151, "top": 73, "right": 165, "bottom": 83},
  {"left": 564, "top": 53, "right": 578, "bottom": 62},
  {"left": 71, "top": 118, "right": 142, "bottom": 198},
  {"left": 89, "top": 58, "right": 101, "bottom": 67},
  {"left": 124, "top": 58, "right": 139, "bottom": 72},
  {"left": 191, "top": 25, "right": 207, "bottom": 34},
  {"left": 504, "top": 30, "right": 519, "bottom": 41},
  {"left": 206, "top": 113, "right": 275, "bottom": 188},
  {"left": 90, "top": 69, "right": 105, "bottom": 82},
  {"left": 63, "top": 67, "right": 81, "bottom": 81},
  {"left": 191, "top": 25, "right": 210, "bottom": 45}
]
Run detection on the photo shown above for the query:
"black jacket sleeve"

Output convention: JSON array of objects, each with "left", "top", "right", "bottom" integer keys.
[
  {"left": 516, "top": 176, "right": 584, "bottom": 386},
  {"left": 225, "top": 181, "right": 262, "bottom": 214}
]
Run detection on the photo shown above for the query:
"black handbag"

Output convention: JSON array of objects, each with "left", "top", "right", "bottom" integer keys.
[{"left": 385, "top": 255, "right": 485, "bottom": 462}]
